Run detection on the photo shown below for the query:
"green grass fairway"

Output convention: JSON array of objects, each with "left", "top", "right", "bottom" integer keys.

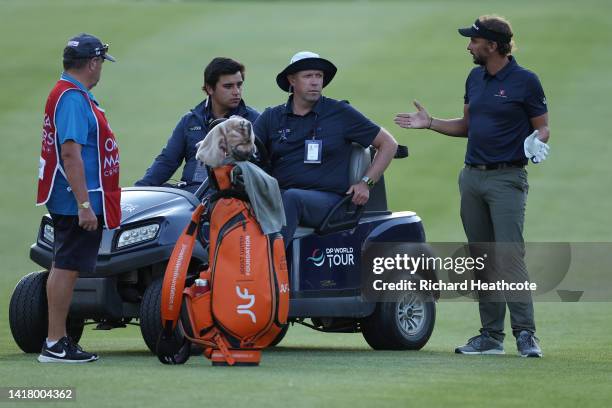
[
  {"left": 1, "top": 1, "right": 611, "bottom": 407},
  {"left": 1, "top": 303, "right": 611, "bottom": 408}
]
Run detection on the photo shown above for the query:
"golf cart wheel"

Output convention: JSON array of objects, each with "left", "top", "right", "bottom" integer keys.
[
  {"left": 140, "top": 277, "right": 166, "bottom": 353},
  {"left": 268, "top": 324, "right": 289, "bottom": 347},
  {"left": 140, "top": 277, "right": 199, "bottom": 354},
  {"left": 9, "top": 271, "right": 84, "bottom": 353},
  {"left": 362, "top": 292, "right": 435, "bottom": 350}
]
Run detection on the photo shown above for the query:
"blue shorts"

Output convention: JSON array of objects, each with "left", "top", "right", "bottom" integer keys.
[{"left": 50, "top": 214, "right": 103, "bottom": 274}]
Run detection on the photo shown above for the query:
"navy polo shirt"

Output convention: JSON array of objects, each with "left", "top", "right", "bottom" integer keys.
[
  {"left": 464, "top": 56, "right": 548, "bottom": 165},
  {"left": 254, "top": 95, "right": 380, "bottom": 194}
]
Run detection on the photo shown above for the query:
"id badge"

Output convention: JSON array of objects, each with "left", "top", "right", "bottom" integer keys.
[{"left": 304, "top": 140, "right": 322, "bottom": 164}]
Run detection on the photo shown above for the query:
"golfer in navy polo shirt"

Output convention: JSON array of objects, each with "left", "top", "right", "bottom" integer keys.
[
  {"left": 254, "top": 51, "right": 398, "bottom": 247},
  {"left": 395, "top": 15, "right": 550, "bottom": 357}
]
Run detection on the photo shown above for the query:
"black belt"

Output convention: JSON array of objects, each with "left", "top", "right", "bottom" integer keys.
[{"left": 465, "top": 161, "right": 525, "bottom": 170}]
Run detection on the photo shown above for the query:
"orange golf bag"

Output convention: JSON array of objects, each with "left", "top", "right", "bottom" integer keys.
[{"left": 156, "top": 165, "right": 289, "bottom": 366}]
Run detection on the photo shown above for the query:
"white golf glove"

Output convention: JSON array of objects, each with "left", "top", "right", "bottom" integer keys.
[{"left": 524, "top": 130, "right": 550, "bottom": 163}]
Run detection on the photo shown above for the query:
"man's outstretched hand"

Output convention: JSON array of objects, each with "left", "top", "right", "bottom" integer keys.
[{"left": 394, "top": 100, "right": 431, "bottom": 129}]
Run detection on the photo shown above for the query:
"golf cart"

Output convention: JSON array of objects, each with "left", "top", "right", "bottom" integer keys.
[{"left": 10, "top": 142, "right": 437, "bottom": 353}]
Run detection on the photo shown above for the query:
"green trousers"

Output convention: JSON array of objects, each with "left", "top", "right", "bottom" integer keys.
[{"left": 458, "top": 166, "right": 536, "bottom": 341}]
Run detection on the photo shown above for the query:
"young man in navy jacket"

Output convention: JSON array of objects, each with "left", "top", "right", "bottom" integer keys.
[{"left": 136, "top": 57, "right": 259, "bottom": 192}]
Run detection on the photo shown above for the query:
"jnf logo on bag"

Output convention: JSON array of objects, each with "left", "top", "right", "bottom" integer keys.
[{"left": 236, "top": 286, "right": 256, "bottom": 323}]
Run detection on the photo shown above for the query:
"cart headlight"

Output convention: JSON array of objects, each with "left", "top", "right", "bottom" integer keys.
[
  {"left": 116, "top": 224, "right": 159, "bottom": 249},
  {"left": 42, "top": 223, "right": 54, "bottom": 244}
]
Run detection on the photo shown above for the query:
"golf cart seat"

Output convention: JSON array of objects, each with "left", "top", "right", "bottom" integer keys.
[
  {"left": 348, "top": 143, "right": 372, "bottom": 188},
  {"left": 294, "top": 143, "right": 371, "bottom": 238}
]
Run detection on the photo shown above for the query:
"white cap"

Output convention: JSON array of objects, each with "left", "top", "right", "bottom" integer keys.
[{"left": 290, "top": 51, "right": 320, "bottom": 63}]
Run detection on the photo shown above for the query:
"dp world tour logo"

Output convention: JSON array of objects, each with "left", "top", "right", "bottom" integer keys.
[
  {"left": 307, "top": 249, "right": 326, "bottom": 267},
  {"left": 307, "top": 247, "right": 355, "bottom": 268}
]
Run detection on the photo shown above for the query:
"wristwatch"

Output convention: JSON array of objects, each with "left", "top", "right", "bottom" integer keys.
[
  {"left": 361, "top": 176, "right": 375, "bottom": 189},
  {"left": 78, "top": 201, "right": 91, "bottom": 209}
]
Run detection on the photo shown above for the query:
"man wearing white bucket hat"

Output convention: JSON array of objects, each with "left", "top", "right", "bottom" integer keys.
[{"left": 254, "top": 51, "right": 398, "bottom": 246}]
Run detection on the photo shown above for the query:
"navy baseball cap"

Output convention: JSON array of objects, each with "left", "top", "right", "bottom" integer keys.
[
  {"left": 458, "top": 19, "right": 512, "bottom": 44},
  {"left": 63, "top": 33, "right": 116, "bottom": 62}
]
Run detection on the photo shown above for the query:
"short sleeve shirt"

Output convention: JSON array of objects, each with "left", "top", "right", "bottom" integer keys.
[
  {"left": 253, "top": 96, "right": 380, "bottom": 194},
  {"left": 464, "top": 56, "right": 548, "bottom": 164},
  {"left": 46, "top": 73, "right": 103, "bottom": 215}
]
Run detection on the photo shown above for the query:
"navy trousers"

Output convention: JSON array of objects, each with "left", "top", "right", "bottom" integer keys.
[{"left": 280, "top": 189, "right": 343, "bottom": 246}]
